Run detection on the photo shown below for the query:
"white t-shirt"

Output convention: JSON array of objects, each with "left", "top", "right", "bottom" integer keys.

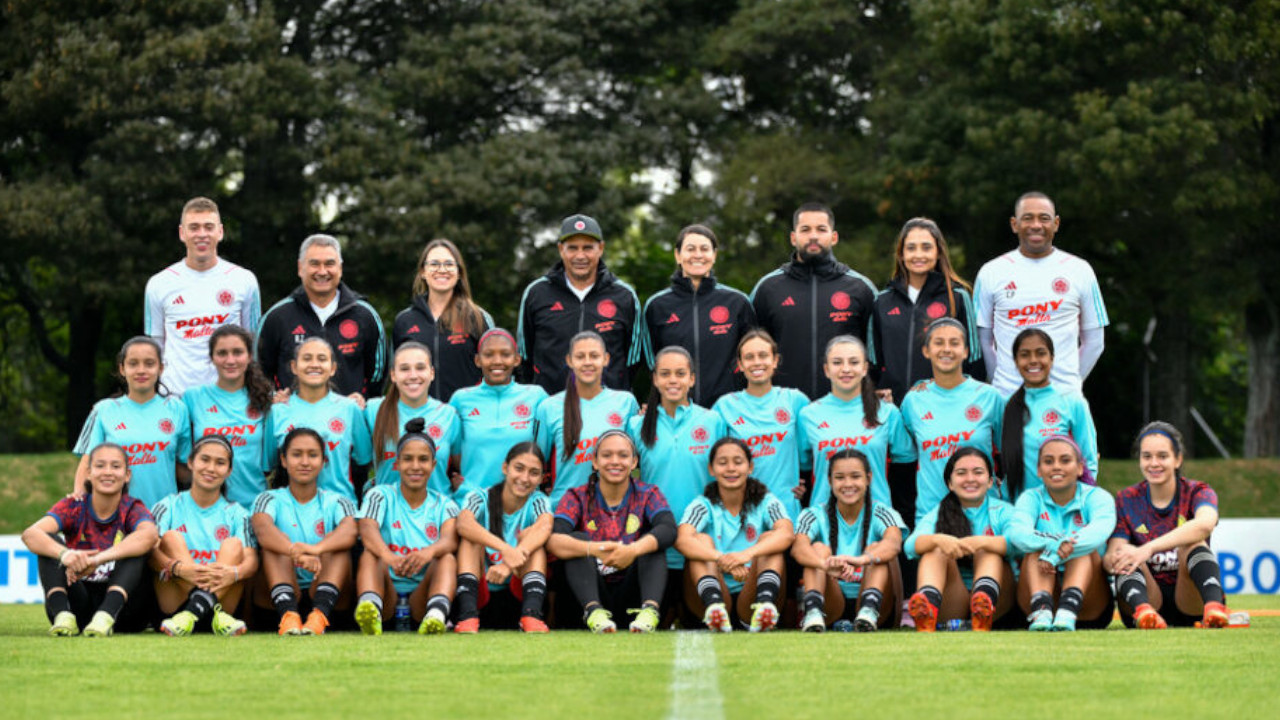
[
  {"left": 974, "top": 248, "right": 1108, "bottom": 395},
  {"left": 144, "top": 259, "right": 261, "bottom": 396},
  {"left": 311, "top": 299, "right": 337, "bottom": 326}
]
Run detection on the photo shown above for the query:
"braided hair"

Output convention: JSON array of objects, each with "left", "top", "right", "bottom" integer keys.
[{"left": 825, "top": 448, "right": 874, "bottom": 556}]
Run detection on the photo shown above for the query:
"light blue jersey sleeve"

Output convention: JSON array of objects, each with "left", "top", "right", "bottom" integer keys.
[
  {"left": 789, "top": 390, "right": 812, "bottom": 471},
  {"left": 761, "top": 494, "right": 790, "bottom": 531},
  {"left": 903, "top": 506, "right": 941, "bottom": 561},
  {"left": 1067, "top": 486, "right": 1116, "bottom": 560},
  {"left": 794, "top": 507, "right": 825, "bottom": 544},
  {"left": 1007, "top": 491, "right": 1056, "bottom": 556},
  {"left": 1071, "top": 394, "right": 1100, "bottom": 481},
  {"left": 534, "top": 400, "right": 556, "bottom": 461},
  {"left": 679, "top": 497, "right": 713, "bottom": 533},
  {"left": 885, "top": 405, "right": 918, "bottom": 462},
  {"left": 358, "top": 486, "right": 388, "bottom": 524},
  {"left": 152, "top": 495, "right": 176, "bottom": 534},
  {"left": 350, "top": 403, "right": 374, "bottom": 466},
  {"left": 72, "top": 401, "right": 107, "bottom": 456}
]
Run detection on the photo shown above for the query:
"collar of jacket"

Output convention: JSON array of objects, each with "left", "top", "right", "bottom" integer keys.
[
  {"left": 783, "top": 250, "right": 848, "bottom": 280},
  {"left": 290, "top": 282, "right": 362, "bottom": 313},
  {"left": 670, "top": 269, "right": 719, "bottom": 296},
  {"left": 887, "top": 270, "right": 947, "bottom": 298},
  {"left": 545, "top": 258, "right": 618, "bottom": 292},
  {"left": 409, "top": 292, "right": 438, "bottom": 322}
]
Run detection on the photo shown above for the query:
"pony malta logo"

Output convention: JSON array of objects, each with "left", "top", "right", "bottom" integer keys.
[{"left": 329, "top": 418, "right": 346, "bottom": 434}]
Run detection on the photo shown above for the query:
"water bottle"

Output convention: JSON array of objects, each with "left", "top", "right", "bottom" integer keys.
[
  {"left": 831, "top": 619, "right": 855, "bottom": 632},
  {"left": 940, "top": 619, "right": 972, "bottom": 631},
  {"left": 394, "top": 593, "right": 412, "bottom": 632}
]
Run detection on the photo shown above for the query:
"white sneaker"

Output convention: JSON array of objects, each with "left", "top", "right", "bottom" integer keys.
[
  {"left": 703, "top": 602, "right": 732, "bottom": 633},
  {"left": 801, "top": 607, "right": 826, "bottom": 633}
]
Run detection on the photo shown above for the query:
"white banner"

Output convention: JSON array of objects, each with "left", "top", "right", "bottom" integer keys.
[{"left": 2, "top": 519, "right": 1279, "bottom": 602}]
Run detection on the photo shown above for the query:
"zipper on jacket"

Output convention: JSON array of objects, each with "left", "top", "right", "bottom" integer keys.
[
  {"left": 811, "top": 273, "right": 818, "bottom": 398},
  {"left": 692, "top": 289, "right": 702, "bottom": 406},
  {"left": 905, "top": 294, "right": 916, "bottom": 395}
]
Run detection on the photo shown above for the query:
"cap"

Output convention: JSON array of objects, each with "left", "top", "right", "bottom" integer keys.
[{"left": 558, "top": 214, "right": 604, "bottom": 243}]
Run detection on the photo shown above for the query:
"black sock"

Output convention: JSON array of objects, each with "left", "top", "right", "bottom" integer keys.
[
  {"left": 456, "top": 573, "right": 480, "bottom": 620},
  {"left": 1030, "top": 590, "right": 1053, "bottom": 614},
  {"left": 697, "top": 575, "right": 724, "bottom": 607},
  {"left": 427, "top": 594, "right": 451, "bottom": 618},
  {"left": 184, "top": 588, "right": 217, "bottom": 621},
  {"left": 312, "top": 582, "right": 340, "bottom": 619},
  {"left": 1059, "top": 587, "right": 1084, "bottom": 616},
  {"left": 1116, "top": 571, "right": 1150, "bottom": 608},
  {"left": 920, "top": 585, "right": 943, "bottom": 609},
  {"left": 99, "top": 589, "right": 127, "bottom": 620},
  {"left": 860, "top": 587, "right": 884, "bottom": 615},
  {"left": 803, "top": 589, "right": 824, "bottom": 615},
  {"left": 1186, "top": 546, "right": 1226, "bottom": 604},
  {"left": 271, "top": 584, "right": 299, "bottom": 618},
  {"left": 972, "top": 576, "right": 1001, "bottom": 606},
  {"left": 755, "top": 570, "right": 781, "bottom": 605},
  {"left": 45, "top": 589, "right": 71, "bottom": 618},
  {"left": 521, "top": 571, "right": 547, "bottom": 619}
]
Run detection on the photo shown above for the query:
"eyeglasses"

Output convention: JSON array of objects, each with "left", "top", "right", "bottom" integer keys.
[{"left": 425, "top": 260, "right": 458, "bottom": 272}]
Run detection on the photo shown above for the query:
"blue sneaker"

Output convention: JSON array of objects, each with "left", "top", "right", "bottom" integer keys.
[
  {"left": 1051, "top": 609, "right": 1077, "bottom": 632},
  {"left": 1028, "top": 608, "right": 1053, "bottom": 632}
]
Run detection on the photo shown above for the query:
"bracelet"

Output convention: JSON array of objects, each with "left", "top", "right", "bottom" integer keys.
[
  {"left": 58, "top": 548, "right": 71, "bottom": 565},
  {"left": 170, "top": 560, "right": 182, "bottom": 578},
  {"left": 233, "top": 566, "right": 240, "bottom": 583}
]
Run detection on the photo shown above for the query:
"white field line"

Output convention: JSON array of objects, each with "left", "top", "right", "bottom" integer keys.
[{"left": 667, "top": 631, "right": 724, "bottom": 720}]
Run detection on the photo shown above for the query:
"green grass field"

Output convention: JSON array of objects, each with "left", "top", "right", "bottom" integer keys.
[
  {"left": 2, "top": 454, "right": 1278, "bottom": 533},
  {"left": 2, "top": 598, "right": 1278, "bottom": 720}
]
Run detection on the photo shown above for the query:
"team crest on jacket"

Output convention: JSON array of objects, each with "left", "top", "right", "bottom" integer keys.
[
  {"left": 775, "top": 408, "right": 791, "bottom": 424},
  {"left": 1052, "top": 278, "right": 1070, "bottom": 295},
  {"left": 831, "top": 291, "right": 851, "bottom": 310},
  {"left": 607, "top": 412, "right": 624, "bottom": 428},
  {"left": 709, "top": 305, "right": 730, "bottom": 324},
  {"left": 514, "top": 403, "right": 531, "bottom": 419},
  {"left": 745, "top": 524, "right": 757, "bottom": 542},
  {"left": 315, "top": 520, "right": 327, "bottom": 537},
  {"left": 692, "top": 426, "right": 709, "bottom": 442},
  {"left": 329, "top": 418, "right": 345, "bottom": 433},
  {"left": 158, "top": 419, "right": 175, "bottom": 434},
  {"left": 339, "top": 319, "right": 359, "bottom": 339},
  {"left": 425, "top": 523, "right": 439, "bottom": 541},
  {"left": 216, "top": 289, "right": 234, "bottom": 307},
  {"left": 1043, "top": 410, "right": 1061, "bottom": 425},
  {"left": 964, "top": 405, "right": 982, "bottom": 422},
  {"left": 597, "top": 299, "right": 617, "bottom": 319},
  {"left": 215, "top": 525, "right": 230, "bottom": 541},
  {"left": 926, "top": 302, "right": 947, "bottom": 319},
  {"left": 427, "top": 423, "right": 444, "bottom": 440}
]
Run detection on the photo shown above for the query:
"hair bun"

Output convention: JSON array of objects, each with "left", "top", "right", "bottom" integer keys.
[{"left": 404, "top": 418, "right": 426, "bottom": 434}]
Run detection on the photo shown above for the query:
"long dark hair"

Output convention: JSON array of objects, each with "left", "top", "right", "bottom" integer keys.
[
  {"left": 825, "top": 448, "right": 873, "bottom": 556},
  {"left": 1000, "top": 328, "right": 1055, "bottom": 500},
  {"left": 82, "top": 442, "right": 131, "bottom": 496},
  {"left": 373, "top": 342, "right": 435, "bottom": 457},
  {"left": 641, "top": 346, "right": 694, "bottom": 447},
  {"left": 208, "top": 325, "right": 273, "bottom": 416},
  {"left": 936, "top": 447, "right": 995, "bottom": 538},
  {"left": 269, "top": 427, "right": 326, "bottom": 489},
  {"left": 562, "top": 331, "right": 606, "bottom": 461},
  {"left": 1132, "top": 421, "right": 1185, "bottom": 482},
  {"left": 112, "top": 336, "right": 167, "bottom": 398},
  {"left": 189, "top": 435, "right": 235, "bottom": 498},
  {"left": 488, "top": 442, "right": 546, "bottom": 537},
  {"left": 411, "top": 238, "right": 487, "bottom": 338},
  {"left": 824, "top": 335, "right": 881, "bottom": 428},
  {"left": 702, "top": 437, "right": 767, "bottom": 529},
  {"left": 890, "top": 217, "right": 971, "bottom": 316}
]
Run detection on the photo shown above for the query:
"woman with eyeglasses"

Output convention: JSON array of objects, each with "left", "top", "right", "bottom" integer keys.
[{"left": 392, "top": 238, "right": 494, "bottom": 402}]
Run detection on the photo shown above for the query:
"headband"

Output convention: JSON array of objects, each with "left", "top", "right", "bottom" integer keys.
[
  {"left": 192, "top": 434, "right": 236, "bottom": 469},
  {"left": 1039, "top": 435, "right": 1095, "bottom": 486},
  {"left": 479, "top": 328, "right": 517, "bottom": 350},
  {"left": 1139, "top": 428, "right": 1180, "bottom": 453}
]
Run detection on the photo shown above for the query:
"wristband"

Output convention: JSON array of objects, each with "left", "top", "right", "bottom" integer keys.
[{"left": 58, "top": 548, "right": 71, "bottom": 565}]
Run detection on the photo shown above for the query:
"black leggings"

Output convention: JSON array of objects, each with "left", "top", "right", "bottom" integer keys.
[
  {"left": 38, "top": 553, "right": 150, "bottom": 632},
  {"left": 561, "top": 532, "right": 666, "bottom": 624}
]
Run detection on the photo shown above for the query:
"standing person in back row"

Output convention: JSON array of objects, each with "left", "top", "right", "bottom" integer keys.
[
  {"left": 517, "top": 214, "right": 644, "bottom": 395},
  {"left": 145, "top": 197, "right": 261, "bottom": 397},
  {"left": 974, "top": 192, "right": 1109, "bottom": 396},
  {"left": 256, "top": 234, "right": 387, "bottom": 402},
  {"left": 751, "top": 203, "right": 877, "bottom": 399}
]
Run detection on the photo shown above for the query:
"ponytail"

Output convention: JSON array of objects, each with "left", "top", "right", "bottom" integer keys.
[
  {"left": 1002, "top": 329, "right": 1055, "bottom": 500},
  {"left": 372, "top": 342, "right": 434, "bottom": 456},
  {"left": 938, "top": 447, "right": 993, "bottom": 536},
  {"left": 562, "top": 372, "right": 582, "bottom": 461},
  {"left": 493, "top": 441, "right": 545, "bottom": 536},
  {"left": 208, "top": 325, "right": 273, "bottom": 416},
  {"left": 641, "top": 346, "right": 695, "bottom": 447}
]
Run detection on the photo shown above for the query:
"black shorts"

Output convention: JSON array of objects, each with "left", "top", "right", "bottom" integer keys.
[{"left": 1118, "top": 582, "right": 1200, "bottom": 628}]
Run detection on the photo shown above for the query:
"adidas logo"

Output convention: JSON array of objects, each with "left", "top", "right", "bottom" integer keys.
[
  {"left": 888, "top": 307, "right": 902, "bottom": 316},
  {"left": 550, "top": 301, "right": 564, "bottom": 312},
  {"left": 781, "top": 296, "right": 796, "bottom": 307},
  {"left": 207, "top": 405, "right": 218, "bottom": 413},
  {"left": 1039, "top": 512, "right": 1050, "bottom": 521},
  {"left": 667, "top": 313, "right": 680, "bottom": 324},
  {"left": 733, "top": 416, "right": 746, "bottom": 426},
  {"left": 177, "top": 524, "right": 187, "bottom": 533},
  {"left": 114, "top": 422, "right": 127, "bottom": 430},
  {"left": 469, "top": 408, "right": 480, "bottom": 417},
  {"left": 291, "top": 324, "right": 306, "bottom": 334},
  {"left": 1004, "top": 281, "right": 1017, "bottom": 291},
  {"left": 818, "top": 421, "right": 829, "bottom": 429},
  {"left": 393, "top": 521, "right": 402, "bottom": 529},
  {"left": 407, "top": 325, "right": 421, "bottom": 334},
  {"left": 1135, "top": 523, "right": 1148, "bottom": 534},
  {"left": 921, "top": 412, "right": 933, "bottom": 420},
  {"left": 173, "top": 296, "right": 185, "bottom": 305}
]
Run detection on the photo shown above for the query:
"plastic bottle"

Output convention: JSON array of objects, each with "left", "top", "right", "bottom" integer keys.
[
  {"left": 940, "top": 619, "right": 972, "bottom": 631},
  {"left": 394, "top": 593, "right": 412, "bottom": 632}
]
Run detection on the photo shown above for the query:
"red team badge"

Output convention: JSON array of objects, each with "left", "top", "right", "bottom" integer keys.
[
  {"left": 926, "top": 302, "right": 947, "bottom": 319},
  {"left": 427, "top": 423, "right": 444, "bottom": 440},
  {"left": 692, "top": 426, "right": 709, "bottom": 442},
  {"left": 745, "top": 524, "right": 757, "bottom": 542},
  {"left": 607, "top": 412, "right": 624, "bottom": 428},
  {"left": 514, "top": 404, "right": 531, "bottom": 419},
  {"left": 830, "top": 291, "right": 851, "bottom": 310},
  {"left": 339, "top": 319, "right": 359, "bottom": 339},
  {"left": 1043, "top": 410, "right": 1061, "bottom": 425},
  {"left": 215, "top": 525, "right": 230, "bottom": 541},
  {"left": 329, "top": 418, "right": 345, "bottom": 433},
  {"left": 216, "top": 290, "right": 234, "bottom": 307},
  {"left": 158, "top": 419, "right": 175, "bottom": 434},
  {"left": 247, "top": 407, "right": 262, "bottom": 420},
  {"left": 964, "top": 405, "right": 982, "bottom": 422},
  {"left": 574, "top": 220, "right": 586, "bottom": 231},
  {"left": 425, "top": 524, "right": 439, "bottom": 541},
  {"left": 1052, "top": 277, "right": 1070, "bottom": 295},
  {"left": 709, "top": 305, "right": 730, "bottom": 324},
  {"left": 597, "top": 299, "right": 617, "bottom": 319},
  {"left": 775, "top": 408, "right": 791, "bottom": 424},
  {"left": 315, "top": 520, "right": 327, "bottom": 537}
]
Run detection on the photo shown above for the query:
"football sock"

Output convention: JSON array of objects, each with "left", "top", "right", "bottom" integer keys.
[
  {"left": 697, "top": 575, "right": 724, "bottom": 607},
  {"left": 185, "top": 588, "right": 217, "bottom": 621},
  {"left": 358, "top": 591, "right": 383, "bottom": 612},
  {"left": 920, "top": 585, "right": 943, "bottom": 610},
  {"left": 426, "top": 594, "right": 452, "bottom": 619},
  {"left": 755, "top": 570, "right": 781, "bottom": 605},
  {"left": 1058, "top": 587, "right": 1084, "bottom": 617},
  {"left": 455, "top": 573, "right": 480, "bottom": 620},
  {"left": 44, "top": 589, "right": 71, "bottom": 619},
  {"left": 1186, "top": 546, "right": 1226, "bottom": 604},
  {"left": 971, "top": 576, "right": 1001, "bottom": 607},
  {"left": 99, "top": 589, "right": 127, "bottom": 621},
  {"left": 1029, "top": 590, "right": 1053, "bottom": 615},
  {"left": 521, "top": 571, "right": 547, "bottom": 618},
  {"left": 860, "top": 587, "right": 884, "bottom": 615},
  {"left": 312, "top": 582, "right": 340, "bottom": 619},
  {"left": 803, "top": 589, "right": 824, "bottom": 616},
  {"left": 1116, "top": 571, "right": 1150, "bottom": 608},
  {"left": 271, "top": 584, "right": 299, "bottom": 618}
]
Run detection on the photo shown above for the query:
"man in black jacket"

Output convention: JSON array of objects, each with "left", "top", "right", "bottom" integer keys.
[
  {"left": 255, "top": 234, "right": 387, "bottom": 401},
  {"left": 750, "top": 203, "right": 877, "bottom": 399},
  {"left": 517, "top": 214, "right": 643, "bottom": 395}
]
